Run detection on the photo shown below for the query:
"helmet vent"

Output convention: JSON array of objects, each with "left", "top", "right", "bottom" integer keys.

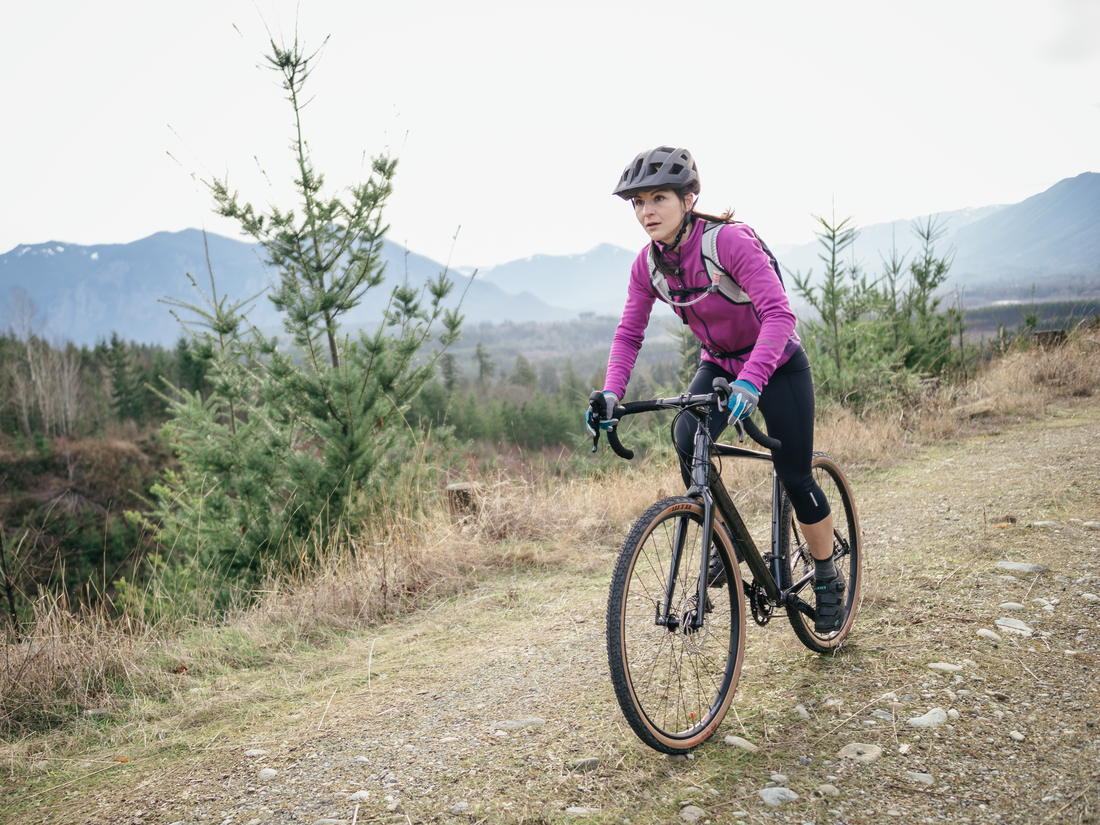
[
  {"left": 669, "top": 163, "right": 683, "bottom": 175},
  {"left": 648, "top": 163, "right": 662, "bottom": 175}
]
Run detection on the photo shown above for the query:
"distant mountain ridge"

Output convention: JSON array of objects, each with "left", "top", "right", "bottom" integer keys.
[
  {"left": 0, "top": 231, "right": 573, "bottom": 345},
  {"left": 774, "top": 172, "right": 1100, "bottom": 290},
  {"left": 2, "top": 173, "right": 1096, "bottom": 345},
  {"left": 475, "top": 243, "right": 641, "bottom": 317}
]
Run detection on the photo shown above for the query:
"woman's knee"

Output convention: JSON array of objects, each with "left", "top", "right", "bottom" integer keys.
[{"left": 782, "top": 471, "right": 831, "bottom": 523}]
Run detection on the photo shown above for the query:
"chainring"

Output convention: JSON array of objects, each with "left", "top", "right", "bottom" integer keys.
[{"left": 748, "top": 580, "right": 774, "bottom": 626}]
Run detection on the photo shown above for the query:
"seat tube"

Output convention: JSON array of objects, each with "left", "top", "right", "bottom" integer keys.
[{"left": 770, "top": 468, "right": 784, "bottom": 585}]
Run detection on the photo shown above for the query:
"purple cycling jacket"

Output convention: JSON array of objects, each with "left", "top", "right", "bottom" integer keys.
[{"left": 603, "top": 220, "right": 801, "bottom": 399}]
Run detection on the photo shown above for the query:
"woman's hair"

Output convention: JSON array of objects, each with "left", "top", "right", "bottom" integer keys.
[{"left": 669, "top": 182, "right": 736, "bottom": 225}]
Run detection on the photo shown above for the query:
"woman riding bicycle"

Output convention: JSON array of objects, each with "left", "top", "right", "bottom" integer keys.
[{"left": 590, "top": 146, "right": 844, "bottom": 633}]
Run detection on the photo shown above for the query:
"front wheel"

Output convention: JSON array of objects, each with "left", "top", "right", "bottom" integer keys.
[
  {"left": 606, "top": 497, "right": 746, "bottom": 754},
  {"left": 780, "top": 453, "right": 862, "bottom": 653}
]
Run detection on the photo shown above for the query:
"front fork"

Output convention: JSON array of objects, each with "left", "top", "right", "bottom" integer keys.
[{"left": 656, "top": 422, "right": 716, "bottom": 632}]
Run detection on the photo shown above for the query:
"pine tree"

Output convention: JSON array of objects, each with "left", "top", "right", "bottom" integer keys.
[
  {"left": 439, "top": 352, "right": 461, "bottom": 394},
  {"left": 152, "top": 35, "right": 463, "bottom": 597},
  {"left": 474, "top": 342, "right": 495, "bottom": 385},
  {"left": 559, "top": 359, "right": 587, "bottom": 405},
  {"left": 107, "top": 333, "right": 143, "bottom": 424},
  {"left": 510, "top": 353, "right": 538, "bottom": 388}
]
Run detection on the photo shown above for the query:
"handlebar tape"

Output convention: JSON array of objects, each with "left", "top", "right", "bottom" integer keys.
[
  {"left": 743, "top": 418, "right": 782, "bottom": 451},
  {"left": 606, "top": 414, "right": 633, "bottom": 460}
]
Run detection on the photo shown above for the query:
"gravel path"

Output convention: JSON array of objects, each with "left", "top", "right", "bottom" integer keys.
[{"left": 8, "top": 402, "right": 1100, "bottom": 825}]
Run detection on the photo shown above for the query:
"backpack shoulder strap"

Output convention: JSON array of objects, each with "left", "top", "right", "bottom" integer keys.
[
  {"left": 699, "top": 222, "right": 752, "bottom": 305},
  {"left": 646, "top": 245, "right": 687, "bottom": 321}
]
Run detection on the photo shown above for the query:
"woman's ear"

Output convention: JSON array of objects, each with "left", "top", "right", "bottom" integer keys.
[{"left": 684, "top": 192, "right": 696, "bottom": 211}]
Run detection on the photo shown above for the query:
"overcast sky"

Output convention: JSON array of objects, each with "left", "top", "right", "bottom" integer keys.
[{"left": 3, "top": 0, "right": 1098, "bottom": 268}]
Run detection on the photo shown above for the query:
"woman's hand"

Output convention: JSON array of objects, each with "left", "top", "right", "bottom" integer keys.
[
  {"left": 585, "top": 391, "right": 620, "bottom": 436},
  {"left": 726, "top": 380, "right": 759, "bottom": 421}
]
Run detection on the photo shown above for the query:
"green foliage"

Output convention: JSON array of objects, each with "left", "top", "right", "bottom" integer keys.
[
  {"left": 149, "top": 35, "right": 462, "bottom": 599},
  {"left": 0, "top": 321, "right": 212, "bottom": 439},
  {"left": 510, "top": 353, "right": 539, "bottom": 388},
  {"left": 107, "top": 333, "right": 144, "bottom": 424},
  {"left": 474, "top": 342, "right": 495, "bottom": 385},
  {"left": 789, "top": 212, "right": 966, "bottom": 409}
]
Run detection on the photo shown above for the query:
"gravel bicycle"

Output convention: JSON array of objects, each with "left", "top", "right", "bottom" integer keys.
[{"left": 588, "top": 379, "right": 861, "bottom": 754}]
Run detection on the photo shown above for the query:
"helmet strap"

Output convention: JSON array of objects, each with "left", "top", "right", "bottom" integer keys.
[
  {"left": 651, "top": 198, "right": 696, "bottom": 275},
  {"left": 669, "top": 212, "right": 692, "bottom": 249}
]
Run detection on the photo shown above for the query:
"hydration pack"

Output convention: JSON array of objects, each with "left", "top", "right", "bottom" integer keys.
[{"left": 646, "top": 221, "right": 785, "bottom": 321}]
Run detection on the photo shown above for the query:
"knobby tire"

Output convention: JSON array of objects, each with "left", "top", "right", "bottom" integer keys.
[
  {"left": 779, "top": 452, "right": 862, "bottom": 653},
  {"left": 606, "top": 497, "right": 746, "bottom": 754}
]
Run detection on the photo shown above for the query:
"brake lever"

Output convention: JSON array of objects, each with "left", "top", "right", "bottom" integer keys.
[{"left": 734, "top": 418, "right": 746, "bottom": 444}]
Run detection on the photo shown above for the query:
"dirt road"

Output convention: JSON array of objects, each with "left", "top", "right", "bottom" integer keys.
[{"left": 6, "top": 403, "right": 1100, "bottom": 824}]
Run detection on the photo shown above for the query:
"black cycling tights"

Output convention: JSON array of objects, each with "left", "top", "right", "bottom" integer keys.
[{"left": 674, "top": 348, "right": 831, "bottom": 526}]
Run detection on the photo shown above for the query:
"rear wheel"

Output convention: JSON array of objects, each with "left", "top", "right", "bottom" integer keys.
[
  {"left": 780, "top": 453, "right": 861, "bottom": 653},
  {"left": 606, "top": 497, "right": 745, "bottom": 754}
]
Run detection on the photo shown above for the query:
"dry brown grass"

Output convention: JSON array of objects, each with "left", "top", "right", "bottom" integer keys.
[
  {"left": 810, "top": 333, "right": 1100, "bottom": 470},
  {"left": 0, "top": 594, "right": 160, "bottom": 733},
  {"left": 245, "top": 455, "right": 683, "bottom": 638}
]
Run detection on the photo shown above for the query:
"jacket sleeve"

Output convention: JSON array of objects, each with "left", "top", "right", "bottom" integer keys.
[
  {"left": 603, "top": 251, "right": 657, "bottom": 399},
  {"left": 716, "top": 224, "right": 797, "bottom": 391}
]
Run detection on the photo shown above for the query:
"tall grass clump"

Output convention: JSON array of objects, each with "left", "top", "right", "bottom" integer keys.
[{"left": 0, "top": 592, "right": 159, "bottom": 734}]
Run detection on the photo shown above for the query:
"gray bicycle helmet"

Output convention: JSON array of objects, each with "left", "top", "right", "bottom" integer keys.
[{"left": 612, "top": 146, "right": 699, "bottom": 199}]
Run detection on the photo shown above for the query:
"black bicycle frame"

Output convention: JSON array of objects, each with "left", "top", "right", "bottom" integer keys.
[
  {"left": 590, "top": 388, "right": 819, "bottom": 629},
  {"left": 667, "top": 410, "right": 817, "bottom": 629}
]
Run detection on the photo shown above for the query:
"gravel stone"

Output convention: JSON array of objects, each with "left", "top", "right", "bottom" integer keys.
[
  {"left": 928, "top": 662, "right": 963, "bottom": 671},
  {"left": 995, "top": 617, "right": 1034, "bottom": 636},
  {"left": 838, "top": 743, "right": 883, "bottom": 763},
  {"left": 907, "top": 708, "right": 949, "bottom": 728},
  {"left": 257, "top": 768, "right": 278, "bottom": 781},
  {"left": 815, "top": 784, "right": 841, "bottom": 798},
  {"left": 723, "top": 735, "right": 758, "bottom": 752},
  {"left": 999, "top": 602, "right": 1026, "bottom": 611},
  {"left": 995, "top": 562, "right": 1045, "bottom": 573},
  {"left": 758, "top": 787, "right": 799, "bottom": 806},
  {"left": 906, "top": 771, "right": 935, "bottom": 786},
  {"left": 491, "top": 717, "right": 545, "bottom": 730},
  {"left": 679, "top": 805, "right": 707, "bottom": 822}
]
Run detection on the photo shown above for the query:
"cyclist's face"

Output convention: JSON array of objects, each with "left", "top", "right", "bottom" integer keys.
[{"left": 633, "top": 189, "right": 694, "bottom": 247}]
